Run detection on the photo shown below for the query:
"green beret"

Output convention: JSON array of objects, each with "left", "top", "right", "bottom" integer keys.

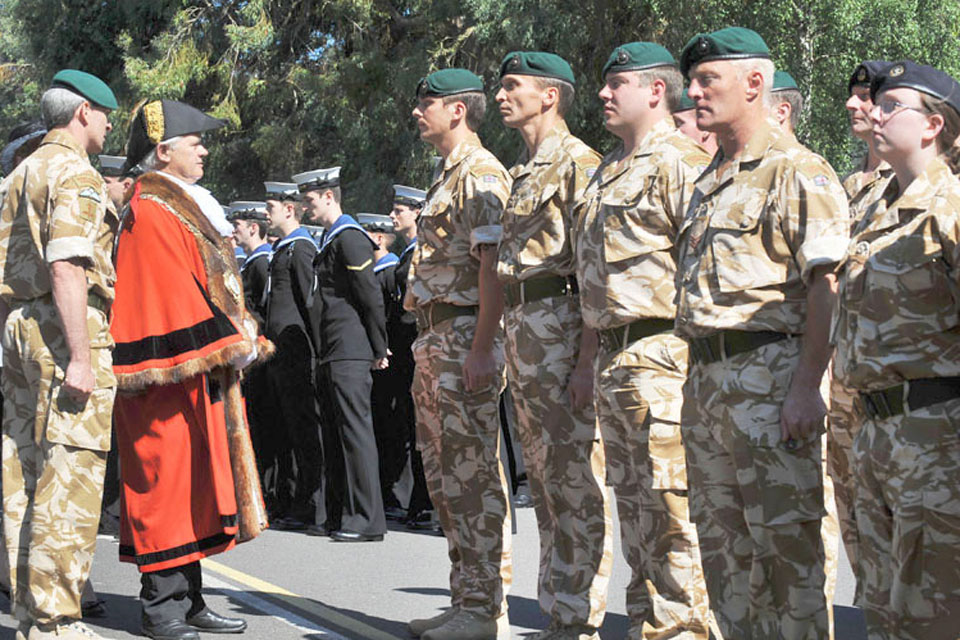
[
  {"left": 772, "top": 70, "right": 799, "bottom": 92},
  {"left": 679, "top": 27, "right": 771, "bottom": 77},
  {"left": 499, "top": 51, "right": 575, "bottom": 85},
  {"left": 674, "top": 86, "right": 696, "bottom": 112},
  {"left": 50, "top": 69, "right": 118, "bottom": 110},
  {"left": 416, "top": 69, "right": 484, "bottom": 98},
  {"left": 603, "top": 42, "right": 677, "bottom": 77}
]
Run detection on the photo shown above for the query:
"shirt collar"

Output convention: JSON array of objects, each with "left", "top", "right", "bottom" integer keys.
[
  {"left": 697, "top": 119, "right": 781, "bottom": 196},
  {"left": 888, "top": 156, "right": 954, "bottom": 213},
  {"left": 248, "top": 242, "right": 272, "bottom": 258},
  {"left": 441, "top": 135, "right": 484, "bottom": 175},
  {"left": 520, "top": 121, "right": 571, "bottom": 166},
  {"left": 279, "top": 226, "right": 315, "bottom": 243},
  {"left": 40, "top": 130, "right": 88, "bottom": 159},
  {"left": 376, "top": 253, "right": 399, "bottom": 267}
]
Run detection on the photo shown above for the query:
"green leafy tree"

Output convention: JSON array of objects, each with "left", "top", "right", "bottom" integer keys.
[{"left": 1, "top": 0, "right": 958, "bottom": 203}]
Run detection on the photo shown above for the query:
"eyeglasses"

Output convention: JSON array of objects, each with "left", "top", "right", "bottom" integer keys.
[{"left": 874, "top": 100, "right": 929, "bottom": 121}]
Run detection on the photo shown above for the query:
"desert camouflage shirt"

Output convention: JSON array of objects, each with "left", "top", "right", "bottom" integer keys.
[
  {"left": 0, "top": 130, "right": 116, "bottom": 303},
  {"left": 675, "top": 121, "right": 849, "bottom": 338},
  {"left": 843, "top": 158, "right": 895, "bottom": 232},
  {"left": 408, "top": 135, "right": 510, "bottom": 308},
  {"left": 576, "top": 118, "right": 710, "bottom": 330},
  {"left": 497, "top": 121, "right": 599, "bottom": 284},
  {"left": 835, "top": 158, "right": 960, "bottom": 391}
]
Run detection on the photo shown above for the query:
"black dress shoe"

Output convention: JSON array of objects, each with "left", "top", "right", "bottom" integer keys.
[
  {"left": 142, "top": 619, "right": 201, "bottom": 640},
  {"left": 186, "top": 609, "right": 248, "bottom": 633},
  {"left": 384, "top": 505, "right": 407, "bottom": 521},
  {"left": 329, "top": 529, "right": 384, "bottom": 542},
  {"left": 305, "top": 524, "right": 331, "bottom": 537},
  {"left": 270, "top": 516, "right": 308, "bottom": 531},
  {"left": 82, "top": 597, "right": 108, "bottom": 618},
  {"left": 406, "top": 510, "right": 443, "bottom": 535}
]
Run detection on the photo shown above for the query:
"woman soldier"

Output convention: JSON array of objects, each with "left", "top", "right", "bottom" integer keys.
[{"left": 835, "top": 60, "right": 960, "bottom": 639}]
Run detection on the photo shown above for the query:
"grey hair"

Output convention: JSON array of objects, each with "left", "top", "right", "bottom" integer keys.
[
  {"left": 40, "top": 88, "right": 85, "bottom": 129},
  {"left": 729, "top": 58, "right": 775, "bottom": 104},
  {"left": 139, "top": 136, "right": 184, "bottom": 171}
]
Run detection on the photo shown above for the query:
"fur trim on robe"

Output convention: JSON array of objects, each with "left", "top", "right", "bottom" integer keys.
[{"left": 112, "top": 172, "right": 269, "bottom": 391}]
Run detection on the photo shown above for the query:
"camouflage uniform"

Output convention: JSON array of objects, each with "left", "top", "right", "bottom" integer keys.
[
  {"left": 576, "top": 118, "right": 714, "bottom": 639},
  {"left": 0, "top": 130, "right": 117, "bottom": 627},
  {"left": 675, "top": 121, "right": 849, "bottom": 639},
  {"left": 498, "top": 121, "right": 612, "bottom": 630},
  {"left": 408, "top": 136, "right": 513, "bottom": 619},
  {"left": 835, "top": 157, "right": 960, "bottom": 639},
  {"left": 827, "top": 159, "right": 896, "bottom": 586}
]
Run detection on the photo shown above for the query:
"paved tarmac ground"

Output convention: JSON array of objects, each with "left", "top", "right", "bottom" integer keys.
[{"left": 0, "top": 502, "right": 864, "bottom": 640}]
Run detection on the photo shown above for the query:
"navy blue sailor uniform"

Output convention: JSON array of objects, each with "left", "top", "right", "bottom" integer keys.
[
  {"left": 237, "top": 240, "right": 275, "bottom": 513},
  {"left": 240, "top": 243, "right": 271, "bottom": 327},
  {"left": 312, "top": 214, "right": 389, "bottom": 537},
  {"left": 389, "top": 237, "right": 434, "bottom": 520},
  {"left": 369, "top": 251, "right": 406, "bottom": 511},
  {"left": 261, "top": 227, "right": 323, "bottom": 527}
]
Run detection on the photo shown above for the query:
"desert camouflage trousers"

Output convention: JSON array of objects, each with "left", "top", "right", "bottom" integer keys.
[
  {"left": 412, "top": 314, "right": 512, "bottom": 618},
  {"left": 853, "top": 396, "right": 960, "bottom": 640},
  {"left": 503, "top": 296, "right": 612, "bottom": 629},
  {"left": 826, "top": 361, "right": 862, "bottom": 600},
  {"left": 595, "top": 330, "right": 716, "bottom": 639},
  {"left": 1, "top": 300, "right": 114, "bottom": 626},
  {"left": 681, "top": 336, "right": 829, "bottom": 640}
]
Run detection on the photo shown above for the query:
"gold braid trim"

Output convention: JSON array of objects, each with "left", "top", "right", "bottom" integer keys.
[{"left": 143, "top": 101, "right": 165, "bottom": 144}]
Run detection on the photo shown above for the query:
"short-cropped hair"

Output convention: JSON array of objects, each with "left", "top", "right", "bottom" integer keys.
[
  {"left": 442, "top": 92, "right": 487, "bottom": 131},
  {"left": 41, "top": 88, "right": 85, "bottom": 129}
]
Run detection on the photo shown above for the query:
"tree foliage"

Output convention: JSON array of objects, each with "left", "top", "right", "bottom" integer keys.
[{"left": 1, "top": 0, "right": 958, "bottom": 209}]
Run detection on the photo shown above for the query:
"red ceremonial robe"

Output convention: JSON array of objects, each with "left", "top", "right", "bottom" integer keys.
[{"left": 111, "top": 173, "right": 263, "bottom": 572}]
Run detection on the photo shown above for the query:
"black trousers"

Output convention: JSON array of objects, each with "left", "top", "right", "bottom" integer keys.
[
  {"left": 243, "top": 365, "right": 292, "bottom": 518},
  {"left": 319, "top": 360, "right": 386, "bottom": 536},
  {"left": 262, "top": 327, "right": 322, "bottom": 523},
  {"left": 140, "top": 562, "right": 206, "bottom": 625},
  {"left": 101, "top": 428, "right": 121, "bottom": 513},
  {"left": 371, "top": 366, "right": 408, "bottom": 508}
]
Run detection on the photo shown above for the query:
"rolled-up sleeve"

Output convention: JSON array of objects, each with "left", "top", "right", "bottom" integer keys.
[
  {"left": 781, "top": 162, "right": 850, "bottom": 282},
  {"left": 46, "top": 170, "right": 104, "bottom": 264},
  {"left": 463, "top": 169, "right": 509, "bottom": 259}
]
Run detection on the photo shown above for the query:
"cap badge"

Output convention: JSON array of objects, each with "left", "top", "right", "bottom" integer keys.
[
  {"left": 508, "top": 56, "right": 521, "bottom": 69},
  {"left": 857, "top": 68, "right": 867, "bottom": 82},
  {"left": 616, "top": 49, "right": 629, "bottom": 65},
  {"left": 697, "top": 38, "right": 710, "bottom": 54},
  {"left": 890, "top": 64, "right": 905, "bottom": 77}
]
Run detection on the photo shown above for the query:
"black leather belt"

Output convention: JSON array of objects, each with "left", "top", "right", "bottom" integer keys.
[
  {"left": 598, "top": 318, "right": 674, "bottom": 351},
  {"left": 689, "top": 330, "right": 791, "bottom": 365},
  {"left": 503, "top": 275, "right": 578, "bottom": 308},
  {"left": 415, "top": 303, "right": 477, "bottom": 331},
  {"left": 87, "top": 292, "right": 110, "bottom": 314},
  {"left": 857, "top": 377, "right": 960, "bottom": 420}
]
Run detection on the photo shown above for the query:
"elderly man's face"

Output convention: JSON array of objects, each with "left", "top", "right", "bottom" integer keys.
[{"left": 159, "top": 134, "right": 207, "bottom": 184}]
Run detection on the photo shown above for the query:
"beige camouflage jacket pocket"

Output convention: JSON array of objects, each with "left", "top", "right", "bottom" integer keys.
[
  {"left": 44, "top": 345, "right": 116, "bottom": 452},
  {"left": 708, "top": 197, "right": 790, "bottom": 293}
]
